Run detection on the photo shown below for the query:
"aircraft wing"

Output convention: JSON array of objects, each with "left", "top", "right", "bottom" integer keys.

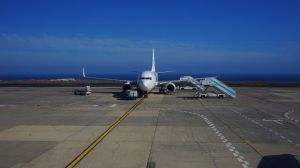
[
  {"left": 82, "top": 67, "right": 132, "bottom": 82},
  {"left": 157, "top": 80, "right": 185, "bottom": 85},
  {"left": 157, "top": 74, "right": 220, "bottom": 85}
]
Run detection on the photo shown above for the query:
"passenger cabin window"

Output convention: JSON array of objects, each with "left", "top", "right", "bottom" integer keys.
[{"left": 140, "top": 77, "right": 152, "bottom": 80}]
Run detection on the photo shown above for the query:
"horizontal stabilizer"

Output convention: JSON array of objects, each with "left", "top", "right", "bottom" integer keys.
[{"left": 157, "top": 70, "right": 175, "bottom": 74}]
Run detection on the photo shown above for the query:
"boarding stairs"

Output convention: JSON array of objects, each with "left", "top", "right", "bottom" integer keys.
[{"left": 180, "top": 76, "right": 237, "bottom": 98}]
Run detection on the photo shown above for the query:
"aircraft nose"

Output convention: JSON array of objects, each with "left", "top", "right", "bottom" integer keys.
[{"left": 140, "top": 80, "right": 150, "bottom": 91}]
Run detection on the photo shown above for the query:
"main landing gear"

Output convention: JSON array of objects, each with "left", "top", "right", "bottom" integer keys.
[{"left": 159, "top": 87, "right": 166, "bottom": 93}]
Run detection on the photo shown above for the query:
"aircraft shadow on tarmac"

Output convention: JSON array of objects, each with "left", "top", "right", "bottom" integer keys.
[
  {"left": 176, "top": 96, "right": 201, "bottom": 99},
  {"left": 81, "top": 90, "right": 129, "bottom": 100},
  {"left": 175, "top": 96, "right": 230, "bottom": 100},
  {"left": 112, "top": 92, "right": 131, "bottom": 100},
  {"left": 91, "top": 91, "right": 128, "bottom": 100},
  {"left": 257, "top": 154, "right": 300, "bottom": 168}
]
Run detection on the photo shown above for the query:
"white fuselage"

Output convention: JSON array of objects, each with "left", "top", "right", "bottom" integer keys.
[{"left": 137, "top": 71, "right": 158, "bottom": 92}]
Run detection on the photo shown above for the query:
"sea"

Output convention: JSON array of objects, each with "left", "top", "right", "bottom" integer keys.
[{"left": 0, "top": 74, "right": 300, "bottom": 82}]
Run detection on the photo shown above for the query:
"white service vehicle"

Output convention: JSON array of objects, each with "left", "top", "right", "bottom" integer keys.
[
  {"left": 126, "top": 89, "right": 138, "bottom": 100},
  {"left": 199, "top": 92, "right": 225, "bottom": 98},
  {"left": 74, "top": 86, "right": 92, "bottom": 96},
  {"left": 180, "top": 76, "right": 237, "bottom": 98}
]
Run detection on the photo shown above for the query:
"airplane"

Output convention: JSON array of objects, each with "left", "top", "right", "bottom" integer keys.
[{"left": 82, "top": 48, "right": 178, "bottom": 96}]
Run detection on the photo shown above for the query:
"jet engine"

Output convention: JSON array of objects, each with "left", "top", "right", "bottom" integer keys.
[
  {"left": 122, "top": 81, "right": 132, "bottom": 91},
  {"left": 166, "top": 82, "right": 176, "bottom": 92}
]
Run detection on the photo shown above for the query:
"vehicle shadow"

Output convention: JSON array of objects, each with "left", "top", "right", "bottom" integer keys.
[
  {"left": 257, "top": 154, "right": 300, "bottom": 168},
  {"left": 176, "top": 96, "right": 199, "bottom": 99},
  {"left": 151, "top": 92, "right": 173, "bottom": 95},
  {"left": 112, "top": 92, "right": 130, "bottom": 100}
]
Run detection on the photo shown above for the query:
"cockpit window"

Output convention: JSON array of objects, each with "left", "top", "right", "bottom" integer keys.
[{"left": 140, "top": 77, "right": 152, "bottom": 80}]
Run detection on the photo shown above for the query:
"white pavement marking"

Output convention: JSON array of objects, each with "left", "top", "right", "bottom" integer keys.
[
  {"left": 262, "top": 119, "right": 284, "bottom": 125},
  {"left": 232, "top": 109, "right": 300, "bottom": 148},
  {"left": 109, "top": 104, "right": 117, "bottom": 108},
  {"left": 284, "top": 109, "right": 299, "bottom": 124},
  {"left": 80, "top": 104, "right": 118, "bottom": 108},
  {"left": 81, "top": 105, "right": 99, "bottom": 107},
  {"left": 0, "top": 105, "right": 16, "bottom": 107},
  {"left": 182, "top": 111, "right": 252, "bottom": 168}
]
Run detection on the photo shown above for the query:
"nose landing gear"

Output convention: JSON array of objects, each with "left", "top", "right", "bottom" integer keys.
[{"left": 137, "top": 89, "right": 149, "bottom": 98}]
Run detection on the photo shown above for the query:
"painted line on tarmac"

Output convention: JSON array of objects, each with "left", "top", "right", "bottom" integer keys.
[
  {"left": 0, "top": 105, "right": 16, "bottom": 107},
  {"left": 65, "top": 97, "right": 145, "bottom": 168},
  {"left": 232, "top": 109, "right": 300, "bottom": 148},
  {"left": 79, "top": 104, "right": 117, "bottom": 108},
  {"left": 284, "top": 109, "right": 299, "bottom": 124},
  {"left": 262, "top": 119, "right": 284, "bottom": 125},
  {"left": 109, "top": 104, "right": 117, "bottom": 108},
  {"left": 80, "top": 105, "right": 99, "bottom": 107},
  {"left": 182, "top": 111, "right": 252, "bottom": 168}
]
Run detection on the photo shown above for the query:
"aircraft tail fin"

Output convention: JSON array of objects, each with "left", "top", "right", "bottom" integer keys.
[
  {"left": 82, "top": 67, "right": 86, "bottom": 78},
  {"left": 151, "top": 48, "right": 156, "bottom": 72}
]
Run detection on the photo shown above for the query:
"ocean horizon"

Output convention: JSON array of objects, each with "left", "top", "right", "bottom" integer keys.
[{"left": 0, "top": 74, "right": 299, "bottom": 82}]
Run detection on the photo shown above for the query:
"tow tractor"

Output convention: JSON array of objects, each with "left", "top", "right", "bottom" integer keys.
[{"left": 74, "top": 86, "right": 92, "bottom": 95}]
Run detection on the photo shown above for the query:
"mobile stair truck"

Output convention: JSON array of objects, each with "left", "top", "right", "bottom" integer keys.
[{"left": 180, "top": 76, "right": 237, "bottom": 98}]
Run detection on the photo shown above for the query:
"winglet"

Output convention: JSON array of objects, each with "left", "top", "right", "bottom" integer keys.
[
  {"left": 82, "top": 67, "right": 86, "bottom": 78},
  {"left": 151, "top": 48, "right": 156, "bottom": 72}
]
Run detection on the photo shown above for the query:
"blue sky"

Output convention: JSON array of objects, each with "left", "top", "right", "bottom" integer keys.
[{"left": 0, "top": 0, "right": 299, "bottom": 74}]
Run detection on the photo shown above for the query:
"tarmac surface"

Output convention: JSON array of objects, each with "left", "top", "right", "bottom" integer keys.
[{"left": 0, "top": 87, "right": 299, "bottom": 168}]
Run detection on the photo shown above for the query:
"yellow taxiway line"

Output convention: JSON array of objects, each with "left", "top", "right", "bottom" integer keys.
[{"left": 66, "top": 97, "right": 145, "bottom": 168}]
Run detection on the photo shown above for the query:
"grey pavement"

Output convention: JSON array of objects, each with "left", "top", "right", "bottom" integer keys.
[{"left": 0, "top": 87, "right": 299, "bottom": 168}]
